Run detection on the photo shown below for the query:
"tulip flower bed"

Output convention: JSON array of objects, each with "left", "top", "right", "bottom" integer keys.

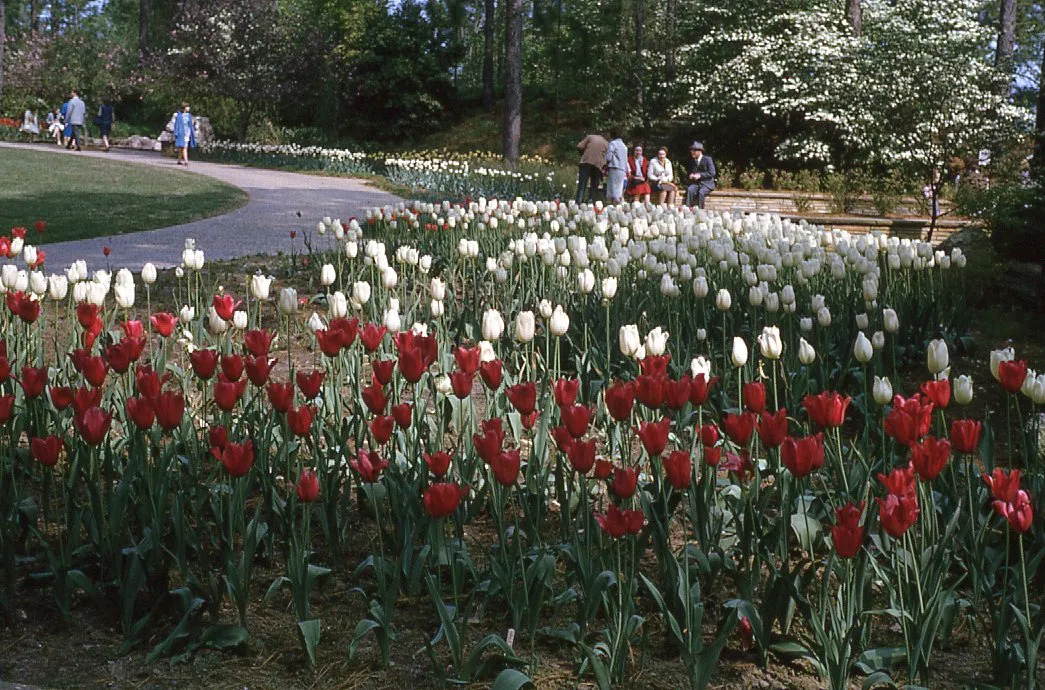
[{"left": 0, "top": 201, "right": 1043, "bottom": 689}]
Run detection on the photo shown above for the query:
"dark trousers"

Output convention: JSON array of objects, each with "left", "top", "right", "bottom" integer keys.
[
  {"left": 686, "top": 183, "right": 712, "bottom": 208},
  {"left": 67, "top": 124, "right": 82, "bottom": 150},
  {"left": 576, "top": 163, "right": 603, "bottom": 204}
]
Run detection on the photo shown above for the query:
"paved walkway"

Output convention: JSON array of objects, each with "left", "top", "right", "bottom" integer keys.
[{"left": 1, "top": 142, "right": 401, "bottom": 271}]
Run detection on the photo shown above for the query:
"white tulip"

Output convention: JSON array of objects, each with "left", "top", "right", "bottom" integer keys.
[
  {"left": 479, "top": 340, "right": 497, "bottom": 362},
  {"left": 854, "top": 332, "right": 873, "bottom": 364},
  {"left": 731, "top": 337, "right": 748, "bottom": 367},
  {"left": 990, "top": 347, "right": 1015, "bottom": 381},
  {"left": 320, "top": 264, "right": 336, "bottom": 286},
  {"left": 251, "top": 274, "right": 272, "bottom": 300},
  {"left": 927, "top": 339, "right": 949, "bottom": 375},
  {"left": 383, "top": 308, "right": 401, "bottom": 332},
  {"left": 954, "top": 375, "right": 974, "bottom": 405},
  {"left": 619, "top": 325, "right": 642, "bottom": 357},
  {"left": 690, "top": 356, "right": 712, "bottom": 378},
  {"left": 800, "top": 317, "right": 813, "bottom": 333},
  {"left": 697, "top": 328, "right": 707, "bottom": 341},
  {"left": 538, "top": 299, "right": 553, "bottom": 320},
  {"left": 482, "top": 309, "right": 505, "bottom": 340},
  {"left": 873, "top": 376, "right": 893, "bottom": 405},
  {"left": 435, "top": 375, "right": 453, "bottom": 396},
  {"left": 871, "top": 331, "right": 885, "bottom": 350},
  {"left": 430, "top": 278, "right": 446, "bottom": 301},
  {"left": 601, "top": 277, "right": 618, "bottom": 300},
  {"left": 715, "top": 288, "right": 732, "bottom": 311},
  {"left": 307, "top": 312, "right": 326, "bottom": 332},
  {"left": 515, "top": 311, "right": 536, "bottom": 343},
  {"left": 47, "top": 275, "right": 68, "bottom": 301},
  {"left": 87, "top": 281, "right": 107, "bottom": 306},
  {"left": 817, "top": 307, "right": 832, "bottom": 327},
  {"left": 692, "top": 276, "right": 709, "bottom": 299},
  {"left": 207, "top": 307, "right": 228, "bottom": 334},
  {"left": 798, "top": 337, "right": 816, "bottom": 365},
  {"left": 328, "top": 291, "right": 348, "bottom": 318},
  {"left": 883, "top": 308, "right": 899, "bottom": 333},
  {"left": 352, "top": 281, "right": 371, "bottom": 306},
  {"left": 758, "top": 326, "right": 783, "bottom": 360},
  {"left": 381, "top": 267, "right": 398, "bottom": 290},
  {"left": 10, "top": 237, "right": 24, "bottom": 257},
  {"left": 549, "top": 306, "right": 570, "bottom": 337},
  {"left": 29, "top": 271, "right": 47, "bottom": 296},
  {"left": 645, "top": 327, "right": 669, "bottom": 356},
  {"left": 229, "top": 311, "right": 246, "bottom": 330},
  {"left": 430, "top": 299, "right": 445, "bottom": 318},
  {"left": 174, "top": 267, "right": 184, "bottom": 279},
  {"left": 856, "top": 313, "right": 869, "bottom": 330},
  {"left": 577, "top": 269, "right": 595, "bottom": 294},
  {"left": 114, "top": 283, "right": 135, "bottom": 309},
  {"left": 141, "top": 263, "right": 157, "bottom": 285},
  {"left": 278, "top": 287, "right": 298, "bottom": 315},
  {"left": 180, "top": 305, "right": 195, "bottom": 323}
]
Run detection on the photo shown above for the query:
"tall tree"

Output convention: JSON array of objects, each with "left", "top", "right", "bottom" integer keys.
[
  {"left": 846, "top": 0, "right": 861, "bottom": 36},
  {"left": 1035, "top": 40, "right": 1045, "bottom": 180},
  {"left": 994, "top": 0, "right": 1016, "bottom": 94},
  {"left": 0, "top": 0, "right": 6, "bottom": 100},
  {"left": 503, "top": 0, "right": 521, "bottom": 164},
  {"left": 635, "top": 0, "right": 644, "bottom": 107},
  {"left": 482, "top": 0, "right": 494, "bottom": 108},
  {"left": 139, "top": 0, "right": 149, "bottom": 65}
]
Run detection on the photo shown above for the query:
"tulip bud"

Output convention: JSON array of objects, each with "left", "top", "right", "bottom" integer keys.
[
  {"left": 577, "top": 269, "right": 595, "bottom": 294},
  {"left": 482, "top": 309, "right": 505, "bottom": 340},
  {"left": 927, "top": 339, "right": 948, "bottom": 375},
  {"left": 692, "top": 276, "right": 709, "bottom": 299},
  {"left": 731, "top": 337, "right": 748, "bottom": 367},
  {"left": 320, "top": 263, "right": 336, "bottom": 286},
  {"left": 538, "top": 299, "right": 553, "bottom": 320},
  {"left": 853, "top": 332, "right": 873, "bottom": 364},
  {"left": 141, "top": 263, "right": 157, "bottom": 285},
  {"left": 384, "top": 308, "right": 401, "bottom": 332},
  {"left": 381, "top": 267, "right": 398, "bottom": 290},
  {"left": 798, "top": 337, "right": 816, "bottom": 365},
  {"left": 883, "top": 308, "right": 899, "bottom": 333},
  {"left": 601, "top": 277, "right": 618, "bottom": 300},
  {"left": 352, "top": 281, "right": 371, "bottom": 305},
  {"left": 430, "top": 278, "right": 446, "bottom": 301},
  {"left": 871, "top": 331, "right": 885, "bottom": 350},
  {"left": 29, "top": 271, "right": 47, "bottom": 296},
  {"left": 328, "top": 291, "right": 348, "bottom": 318},
  {"left": 515, "top": 311, "right": 536, "bottom": 342},
  {"left": 645, "top": 327, "right": 669, "bottom": 356},
  {"left": 856, "top": 313, "right": 869, "bottom": 330},
  {"left": 715, "top": 288, "right": 732, "bottom": 311},
  {"left": 233, "top": 311, "right": 248, "bottom": 329},
  {"left": 620, "top": 325, "right": 641, "bottom": 357},
  {"left": 954, "top": 374, "right": 974, "bottom": 405},
  {"left": 817, "top": 307, "right": 832, "bottom": 328},
  {"left": 430, "top": 298, "right": 445, "bottom": 318},
  {"left": 757, "top": 326, "right": 782, "bottom": 360},
  {"left": 800, "top": 317, "right": 813, "bottom": 333},
  {"left": 278, "top": 287, "right": 298, "bottom": 315},
  {"left": 873, "top": 376, "right": 893, "bottom": 405},
  {"left": 549, "top": 306, "right": 570, "bottom": 337}
]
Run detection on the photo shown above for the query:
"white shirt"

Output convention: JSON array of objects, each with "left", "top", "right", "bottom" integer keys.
[
  {"left": 649, "top": 158, "right": 673, "bottom": 183},
  {"left": 606, "top": 139, "right": 627, "bottom": 171}
]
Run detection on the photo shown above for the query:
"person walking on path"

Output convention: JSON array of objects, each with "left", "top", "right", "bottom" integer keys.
[
  {"left": 684, "top": 141, "right": 716, "bottom": 209},
  {"left": 575, "top": 132, "right": 608, "bottom": 204},
  {"left": 60, "top": 99, "right": 72, "bottom": 145},
  {"left": 96, "top": 100, "right": 115, "bottom": 152},
  {"left": 65, "top": 90, "right": 86, "bottom": 151},
  {"left": 605, "top": 129, "right": 628, "bottom": 204},
  {"left": 173, "top": 102, "right": 197, "bottom": 167}
]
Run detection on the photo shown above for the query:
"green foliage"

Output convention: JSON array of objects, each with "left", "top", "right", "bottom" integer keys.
[{"left": 957, "top": 181, "right": 1045, "bottom": 265}]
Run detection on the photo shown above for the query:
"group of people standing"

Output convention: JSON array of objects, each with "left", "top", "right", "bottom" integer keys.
[
  {"left": 23, "top": 90, "right": 116, "bottom": 151},
  {"left": 576, "top": 131, "right": 717, "bottom": 209}
]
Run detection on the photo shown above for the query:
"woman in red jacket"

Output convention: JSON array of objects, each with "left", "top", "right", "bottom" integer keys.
[{"left": 626, "top": 144, "right": 652, "bottom": 203}]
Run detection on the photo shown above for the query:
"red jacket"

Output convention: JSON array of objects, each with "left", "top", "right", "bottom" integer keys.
[{"left": 627, "top": 156, "right": 650, "bottom": 182}]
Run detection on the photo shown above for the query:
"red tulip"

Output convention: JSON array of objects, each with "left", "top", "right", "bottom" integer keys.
[
  {"left": 0, "top": 394, "right": 14, "bottom": 424},
  {"left": 287, "top": 405, "right": 314, "bottom": 437},
  {"left": 125, "top": 396, "right": 155, "bottom": 429},
  {"left": 49, "top": 386, "right": 74, "bottom": 410},
  {"left": 919, "top": 379, "right": 950, "bottom": 409},
  {"left": 315, "top": 328, "right": 343, "bottom": 357},
  {"left": 567, "top": 438, "right": 597, "bottom": 474},
  {"left": 190, "top": 349, "right": 219, "bottom": 380},
  {"left": 802, "top": 391, "right": 850, "bottom": 428},
  {"left": 636, "top": 417, "right": 671, "bottom": 457},
  {"left": 757, "top": 409, "right": 788, "bottom": 448},
  {"left": 209, "top": 425, "right": 228, "bottom": 451},
  {"left": 450, "top": 370, "right": 474, "bottom": 399},
  {"left": 30, "top": 435, "right": 63, "bottom": 467},
  {"left": 472, "top": 418, "right": 505, "bottom": 464},
  {"left": 82, "top": 316, "right": 102, "bottom": 348},
  {"left": 119, "top": 320, "right": 144, "bottom": 340},
  {"left": 424, "top": 482, "right": 468, "bottom": 518},
  {"left": 135, "top": 364, "right": 162, "bottom": 400},
  {"left": 397, "top": 346, "right": 428, "bottom": 383},
  {"left": 0, "top": 355, "right": 8, "bottom": 382},
  {"left": 610, "top": 466, "right": 639, "bottom": 499},
  {"left": 722, "top": 450, "right": 754, "bottom": 481},
  {"left": 722, "top": 412, "right": 757, "bottom": 446},
  {"left": 214, "top": 440, "right": 254, "bottom": 478},
  {"left": 71, "top": 349, "right": 108, "bottom": 387},
  {"left": 639, "top": 354, "right": 670, "bottom": 378},
  {"left": 742, "top": 381, "right": 766, "bottom": 413},
  {"left": 663, "top": 450, "right": 692, "bottom": 490},
  {"left": 351, "top": 449, "right": 389, "bottom": 483},
  {"left": 521, "top": 411, "right": 539, "bottom": 429},
  {"left": 878, "top": 463, "right": 917, "bottom": 497},
  {"left": 703, "top": 445, "right": 722, "bottom": 467},
  {"left": 994, "top": 490, "right": 1034, "bottom": 533},
  {"left": 595, "top": 503, "right": 644, "bottom": 538},
  {"left": 359, "top": 323, "right": 388, "bottom": 352},
  {"left": 329, "top": 318, "right": 359, "bottom": 349},
  {"left": 392, "top": 402, "right": 412, "bottom": 428},
  {"left": 150, "top": 312, "right": 177, "bottom": 337},
  {"left": 394, "top": 330, "right": 438, "bottom": 368},
  {"left": 884, "top": 395, "right": 934, "bottom": 446},
  {"left": 266, "top": 382, "right": 294, "bottom": 413},
  {"left": 998, "top": 360, "right": 1029, "bottom": 394},
  {"left": 910, "top": 436, "right": 951, "bottom": 482},
  {"left": 635, "top": 375, "right": 665, "bottom": 410},
  {"left": 154, "top": 391, "right": 185, "bottom": 431},
  {"left": 984, "top": 468, "right": 1021, "bottom": 503},
  {"left": 369, "top": 415, "right": 396, "bottom": 444},
  {"left": 560, "top": 404, "right": 591, "bottom": 438},
  {"left": 699, "top": 423, "right": 719, "bottom": 447},
  {"left": 20, "top": 366, "right": 49, "bottom": 398},
  {"left": 219, "top": 354, "right": 244, "bottom": 381},
  {"left": 876, "top": 492, "right": 919, "bottom": 538},
  {"left": 244, "top": 329, "right": 276, "bottom": 358},
  {"left": 74, "top": 406, "right": 113, "bottom": 446},
  {"left": 594, "top": 458, "right": 613, "bottom": 479},
  {"left": 506, "top": 382, "right": 538, "bottom": 416},
  {"left": 372, "top": 359, "right": 396, "bottom": 386},
  {"left": 212, "top": 294, "right": 241, "bottom": 321},
  {"left": 245, "top": 356, "right": 276, "bottom": 387},
  {"left": 361, "top": 381, "right": 387, "bottom": 414},
  {"left": 604, "top": 381, "right": 635, "bottom": 422},
  {"left": 453, "top": 346, "right": 481, "bottom": 376},
  {"left": 6, "top": 292, "right": 41, "bottom": 323},
  {"left": 296, "top": 469, "right": 320, "bottom": 503},
  {"left": 551, "top": 426, "right": 573, "bottom": 453},
  {"left": 950, "top": 419, "right": 982, "bottom": 455},
  {"left": 214, "top": 376, "right": 247, "bottom": 411},
  {"left": 71, "top": 386, "right": 102, "bottom": 416},
  {"left": 424, "top": 451, "right": 452, "bottom": 477},
  {"left": 479, "top": 360, "right": 503, "bottom": 390},
  {"left": 780, "top": 434, "right": 825, "bottom": 477},
  {"left": 491, "top": 449, "right": 521, "bottom": 486},
  {"left": 296, "top": 369, "right": 325, "bottom": 399},
  {"left": 689, "top": 373, "right": 719, "bottom": 406},
  {"left": 831, "top": 502, "right": 865, "bottom": 559},
  {"left": 34, "top": 220, "right": 46, "bottom": 233},
  {"left": 554, "top": 378, "right": 581, "bottom": 408},
  {"left": 664, "top": 376, "right": 691, "bottom": 411},
  {"left": 77, "top": 303, "right": 100, "bottom": 329},
  {"left": 103, "top": 245, "right": 111, "bottom": 256}
]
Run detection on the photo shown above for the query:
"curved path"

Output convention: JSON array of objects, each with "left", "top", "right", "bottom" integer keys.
[{"left": 1, "top": 142, "right": 401, "bottom": 271}]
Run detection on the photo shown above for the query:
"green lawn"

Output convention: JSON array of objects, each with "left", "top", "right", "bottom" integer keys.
[{"left": 0, "top": 147, "right": 247, "bottom": 244}]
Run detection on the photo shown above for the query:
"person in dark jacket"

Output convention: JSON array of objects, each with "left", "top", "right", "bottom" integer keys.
[
  {"left": 684, "top": 141, "right": 716, "bottom": 209},
  {"left": 97, "top": 100, "right": 115, "bottom": 151}
]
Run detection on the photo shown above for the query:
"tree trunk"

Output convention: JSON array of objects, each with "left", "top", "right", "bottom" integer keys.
[
  {"left": 138, "top": 0, "right": 150, "bottom": 65},
  {"left": 503, "top": 0, "right": 522, "bottom": 165},
  {"left": 994, "top": 0, "right": 1017, "bottom": 95},
  {"left": 482, "top": 0, "right": 495, "bottom": 109},
  {"left": 846, "top": 0, "right": 861, "bottom": 37},
  {"left": 665, "top": 0, "right": 676, "bottom": 81},
  {"left": 0, "top": 0, "right": 6, "bottom": 102},
  {"left": 30, "top": 0, "right": 38, "bottom": 32},
  {"left": 1034, "top": 40, "right": 1045, "bottom": 181},
  {"left": 634, "top": 0, "right": 644, "bottom": 108}
]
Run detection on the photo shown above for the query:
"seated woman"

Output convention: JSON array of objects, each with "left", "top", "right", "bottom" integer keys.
[
  {"left": 648, "top": 146, "right": 678, "bottom": 205},
  {"left": 47, "top": 107, "right": 64, "bottom": 145},
  {"left": 625, "top": 144, "right": 652, "bottom": 203},
  {"left": 20, "top": 109, "right": 40, "bottom": 142}
]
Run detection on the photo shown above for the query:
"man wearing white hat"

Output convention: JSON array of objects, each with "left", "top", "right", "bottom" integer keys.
[{"left": 684, "top": 141, "right": 716, "bottom": 208}]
